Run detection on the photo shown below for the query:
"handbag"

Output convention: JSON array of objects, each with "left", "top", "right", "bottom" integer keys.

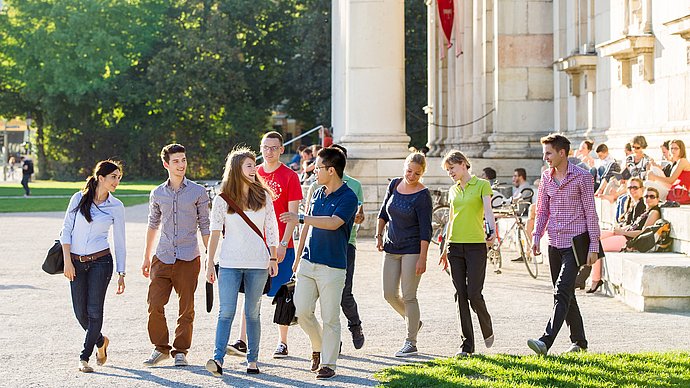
[
  {"left": 42, "top": 240, "right": 65, "bottom": 274},
  {"left": 272, "top": 278, "right": 298, "bottom": 326},
  {"left": 667, "top": 185, "right": 690, "bottom": 205},
  {"left": 219, "top": 192, "right": 272, "bottom": 295}
]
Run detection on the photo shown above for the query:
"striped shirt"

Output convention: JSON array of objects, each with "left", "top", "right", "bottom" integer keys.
[
  {"left": 147, "top": 177, "right": 210, "bottom": 263},
  {"left": 533, "top": 162, "right": 600, "bottom": 252}
]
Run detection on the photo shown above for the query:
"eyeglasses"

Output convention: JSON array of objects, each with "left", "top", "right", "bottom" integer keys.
[
  {"left": 633, "top": 145, "right": 642, "bottom": 150},
  {"left": 644, "top": 195, "right": 657, "bottom": 199},
  {"left": 314, "top": 165, "right": 332, "bottom": 172},
  {"left": 627, "top": 186, "right": 640, "bottom": 190},
  {"left": 261, "top": 145, "right": 280, "bottom": 152}
]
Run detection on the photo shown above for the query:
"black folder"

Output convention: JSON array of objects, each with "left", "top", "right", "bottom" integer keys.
[{"left": 571, "top": 232, "right": 605, "bottom": 267}]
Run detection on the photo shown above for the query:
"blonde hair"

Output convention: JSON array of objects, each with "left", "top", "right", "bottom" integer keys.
[
  {"left": 441, "top": 149, "right": 471, "bottom": 169},
  {"left": 405, "top": 152, "right": 427, "bottom": 172},
  {"left": 219, "top": 147, "right": 271, "bottom": 213}
]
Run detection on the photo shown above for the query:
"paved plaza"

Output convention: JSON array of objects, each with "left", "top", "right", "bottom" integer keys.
[{"left": 1, "top": 203, "right": 690, "bottom": 387}]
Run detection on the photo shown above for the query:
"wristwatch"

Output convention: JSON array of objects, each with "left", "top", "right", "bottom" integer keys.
[
  {"left": 280, "top": 241, "right": 288, "bottom": 247},
  {"left": 298, "top": 214, "right": 305, "bottom": 224}
]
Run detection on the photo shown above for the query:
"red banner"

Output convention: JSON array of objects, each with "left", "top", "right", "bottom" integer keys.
[{"left": 437, "top": 0, "right": 454, "bottom": 48}]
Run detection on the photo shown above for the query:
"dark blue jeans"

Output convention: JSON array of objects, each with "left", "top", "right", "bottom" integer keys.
[
  {"left": 341, "top": 243, "right": 361, "bottom": 330},
  {"left": 540, "top": 246, "right": 587, "bottom": 350},
  {"left": 70, "top": 254, "right": 113, "bottom": 361},
  {"left": 21, "top": 174, "right": 30, "bottom": 195}
]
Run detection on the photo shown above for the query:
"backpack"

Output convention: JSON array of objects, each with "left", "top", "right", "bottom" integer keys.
[{"left": 625, "top": 219, "right": 672, "bottom": 253}]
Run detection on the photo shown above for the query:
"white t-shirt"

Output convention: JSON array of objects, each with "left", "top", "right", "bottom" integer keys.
[{"left": 210, "top": 193, "right": 279, "bottom": 269}]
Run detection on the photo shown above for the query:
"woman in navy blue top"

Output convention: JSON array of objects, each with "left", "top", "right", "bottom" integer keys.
[{"left": 375, "top": 152, "right": 433, "bottom": 358}]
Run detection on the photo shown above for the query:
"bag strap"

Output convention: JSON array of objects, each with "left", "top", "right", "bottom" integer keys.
[{"left": 219, "top": 192, "right": 267, "bottom": 246}]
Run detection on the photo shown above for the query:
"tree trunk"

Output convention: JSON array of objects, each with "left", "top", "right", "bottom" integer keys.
[{"left": 34, "top": 111, "right": 50, "bottom": 180}]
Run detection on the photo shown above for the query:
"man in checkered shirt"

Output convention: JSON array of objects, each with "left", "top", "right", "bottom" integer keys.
[{"left": 527, "top": 133, "right": 600, "bottom": 356}]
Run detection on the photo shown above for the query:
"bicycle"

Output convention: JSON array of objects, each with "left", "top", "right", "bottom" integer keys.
[
  {"left": 430, "top": 188, "right": 450, "bottom": 246},
  {"left": 488, "top": 197, "right": 539, "bottom": 279}
]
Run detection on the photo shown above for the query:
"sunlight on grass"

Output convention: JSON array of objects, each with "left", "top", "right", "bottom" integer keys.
[{"left": 375, "top": 352, "right": 690, "bottom": 388}]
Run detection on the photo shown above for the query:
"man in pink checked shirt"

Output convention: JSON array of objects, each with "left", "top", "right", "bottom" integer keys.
[{"left": 527, "top": 134, "right": 600, "bottom": 356}]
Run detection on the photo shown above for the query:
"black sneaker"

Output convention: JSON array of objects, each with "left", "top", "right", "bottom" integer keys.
[
  {"left": 351, "top": 325, "right": 365, "bottom": 349},
  {"left": 273, "top": 342, "right": 288, "bottom": 358},
  {"left": 310, "top": 352, "right": 321, "bottom": 373},
  {"left": 316, "top": 366, "right": 336, "bottom": 379},
  {"left": 227, "top": 339, "right": 247, "bottom": 357}
]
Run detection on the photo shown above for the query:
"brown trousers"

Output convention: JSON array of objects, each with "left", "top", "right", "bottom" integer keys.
[{"left": 147, "top": 256, "right": 200, "bottom": 356}]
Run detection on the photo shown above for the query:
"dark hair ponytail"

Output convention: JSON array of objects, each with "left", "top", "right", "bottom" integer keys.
[{"left": 74, "top": 160, "right": 122, "bottom": 222}]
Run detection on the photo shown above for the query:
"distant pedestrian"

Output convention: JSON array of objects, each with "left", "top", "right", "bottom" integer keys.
[
  {"left": 376, "top": 152, "right": 432, "bottom": 358},
  {"left": 60, "top": 160, "right": 126, "bottom": 373},
  {"left": 280, "top": 147, "right": 358, "bottom": 380},
  {"left": 528, "top": 133, "right": 599, "bottom": 356},
  {"left": 204, "top": 148, "right": 279, "bottom": 377},
  {"left": 20, "top": 156, "right": 34, "bottom": 197},
  {"left": 141, "top": 143, "right": 210, "bottom": 367},
  {"left": 439, "top": 150, "right": 497, "bottom": 357}
]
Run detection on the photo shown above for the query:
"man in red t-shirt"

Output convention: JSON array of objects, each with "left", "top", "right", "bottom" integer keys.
[{"left": 227, "top": 131, "right": 303, "bottom": 359}]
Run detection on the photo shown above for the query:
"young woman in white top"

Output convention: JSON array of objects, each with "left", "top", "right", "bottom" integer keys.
[
  {"left": 60, "top": 160, "right": 126, "bottom": 373},
  {"left": 205, "top": 148, "right": 279, "bottom": 377}
]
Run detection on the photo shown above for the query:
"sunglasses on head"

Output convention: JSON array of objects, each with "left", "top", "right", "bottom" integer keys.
[{"left": 644, "top": 194, "right": 657, "bottom": 199}]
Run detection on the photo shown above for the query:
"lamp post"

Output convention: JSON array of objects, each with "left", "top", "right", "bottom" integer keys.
[{"left": 2, "top": 117, "right": 8, "bottom": 181}]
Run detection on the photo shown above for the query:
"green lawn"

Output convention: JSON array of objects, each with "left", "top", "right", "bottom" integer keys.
[
  {"left": 0, "top": 180, "right": 158, "bottom": 213},
  {"left": 375, "top": 352, "right": 690, "bottom": 387}
]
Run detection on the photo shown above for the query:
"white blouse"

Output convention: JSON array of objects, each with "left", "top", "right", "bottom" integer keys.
[{"left": 210, "top": 193, "right": 279, "bottom": 269}]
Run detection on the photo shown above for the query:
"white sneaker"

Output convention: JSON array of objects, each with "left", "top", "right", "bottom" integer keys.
[
  {"left": 174, "top": 353, "right": 189, "bottom": 367},
  {"left": 78, "top": 360, "right": 94, "bottom": 373},
  {"left": 143, "top": 349, "right": 170, "bottom": 367},
  {"left": 394, "top": 341, "right": 418, "bottom": 357}
]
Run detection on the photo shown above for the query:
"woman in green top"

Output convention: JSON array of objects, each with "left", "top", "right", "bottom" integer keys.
[{"left": 439, "top": 150, "right": 497, "bottom": 357}]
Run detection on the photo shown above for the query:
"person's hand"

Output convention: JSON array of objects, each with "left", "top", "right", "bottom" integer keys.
[
  {"left": 375, "top": 235, "right": 384, "bottom": 252},
  {"left": 439, "top": 252, "right": 448, "bottom": 271},
  {"left": 485, "top": 232, "right": 496, "bottom": 246},
  {"left": 64, "top": 260, "right": 76, "bottom": 281},
  {"left": 586, "top": 252, "right": 598, "bottom": 266},
  {"left": 279, "top": 212, "right": 299, "bottom": 224},
  {"left": 269, "top": 261, "right": 279, "bottom": 277},
  {"left": 141, "top": 256, "right": 151, "bottom": 278},
  {"left": 277, "top": 244, "right": 287, "bottom": 263},
  {"left": 206, "top": 263, "right": 216, "bottom": 284},
  {"left": 416, "top": 257, "right": 427, "bottom": 275},
  {"left": 354, "top": 212, "right": 365, "bottom": 224},
  {"left": 292, "top": 260, "right": 299, "bottom": 274},
  {"left": 116, "top": 276, "right": 125, "bottom": 294},
  {"left": 532, "top": 242, "right": 541, "bottom": 257}
]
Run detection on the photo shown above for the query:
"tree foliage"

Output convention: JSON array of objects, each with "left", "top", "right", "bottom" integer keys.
[{"left": 0, "top": 0, "right": 427, "bottom": 179}]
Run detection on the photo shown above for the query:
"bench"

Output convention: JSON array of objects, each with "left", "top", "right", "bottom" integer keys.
[{"left": 595, "top": 198, "right": 690, "bottom": 312}]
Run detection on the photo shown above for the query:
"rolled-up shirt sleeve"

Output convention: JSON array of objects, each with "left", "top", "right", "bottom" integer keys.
[
  {"left": 196, "top": 189, "right": 211, "bottom": 236},
  {"left": 147, "top": 190, "right": 161, "bottom": 230},
  {"left": 581, "top": 174, "right": 600, "bottom": 252},
  {"left": 112, "top": 203, "right": 127, "bottom": 273},
  {"left": 59, "top": 193, "right": 80, "bottom": 245},
  {"left": 532, "top": 172, "right": 550, "bottom": 249}
]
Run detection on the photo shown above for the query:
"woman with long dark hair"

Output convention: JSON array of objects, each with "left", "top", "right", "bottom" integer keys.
[
  {"left": 205, "top": 148, "right": 279, "bottom": 377},
  {"left": 60, "top": 160, "right": 126, "bottom": 373}
]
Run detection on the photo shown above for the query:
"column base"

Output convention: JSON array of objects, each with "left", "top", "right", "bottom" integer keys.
[{"left": 339, "top": 133, "right": 411, "bottom": 159}]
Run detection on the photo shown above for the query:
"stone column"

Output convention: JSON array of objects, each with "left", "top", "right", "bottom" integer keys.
[{"left": 336, "top": 0, "right": 411, "bottom": 158}]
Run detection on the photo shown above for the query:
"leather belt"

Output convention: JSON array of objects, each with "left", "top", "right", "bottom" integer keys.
[{"left": 71, "top": 248, "right": 111, "bottom": 263}]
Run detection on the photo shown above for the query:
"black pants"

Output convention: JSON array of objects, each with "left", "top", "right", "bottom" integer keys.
[
  {"left": 341, "top": 243, "right": 361, "bottom": 330},
  {"left": 21, "top": 174, "right": 30, "bottom": 195},
  {"left": 448, "top": 243, "right": 493, "bottom": 353},
  {"left": 540, "top": 246, "right": 588, "bottom": 350}
]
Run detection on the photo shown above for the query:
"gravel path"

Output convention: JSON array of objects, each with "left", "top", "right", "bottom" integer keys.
[{"left": 1, "top": 204, "right": 689, "bottom": 387}]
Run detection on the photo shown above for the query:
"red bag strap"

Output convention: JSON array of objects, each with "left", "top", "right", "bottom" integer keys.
[{"left": 219, "top": 192, "right": 267, "bottom": 246}]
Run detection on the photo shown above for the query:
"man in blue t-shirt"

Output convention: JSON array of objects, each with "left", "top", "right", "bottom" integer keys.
[{"left": 280, "top": 147, "right": 357, "bottom": 380}]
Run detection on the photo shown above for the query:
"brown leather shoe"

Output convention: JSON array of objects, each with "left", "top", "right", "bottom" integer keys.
[
  {"left": 316, "top": 366, "right": 336, "bottom": 379},
  {"left": 96, "top": 336, "right": 109, "bottom": 366},
  {"left": 310, "top": 352, "right": 320, "bottom": 373}
]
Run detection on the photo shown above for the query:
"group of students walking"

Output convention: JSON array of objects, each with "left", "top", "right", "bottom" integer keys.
[{"left": 60, "top": 131, "right": 600, "bottom": 379}]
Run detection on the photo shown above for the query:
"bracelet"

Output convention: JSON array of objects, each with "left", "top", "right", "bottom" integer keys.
[
  {"left": 376, "top": 234, "right": 383, "bottom": 238},
  {"left": 270, "top": 257, "right": 278, "bottom": 261}
]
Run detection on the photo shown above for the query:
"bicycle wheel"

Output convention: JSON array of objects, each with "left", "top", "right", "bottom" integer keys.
[
  {"left": 518, "top": 227, "right": 538, "bottom": 279},
  {"left": 430, "top": 205, "right": 450, "bottom": 245}
]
